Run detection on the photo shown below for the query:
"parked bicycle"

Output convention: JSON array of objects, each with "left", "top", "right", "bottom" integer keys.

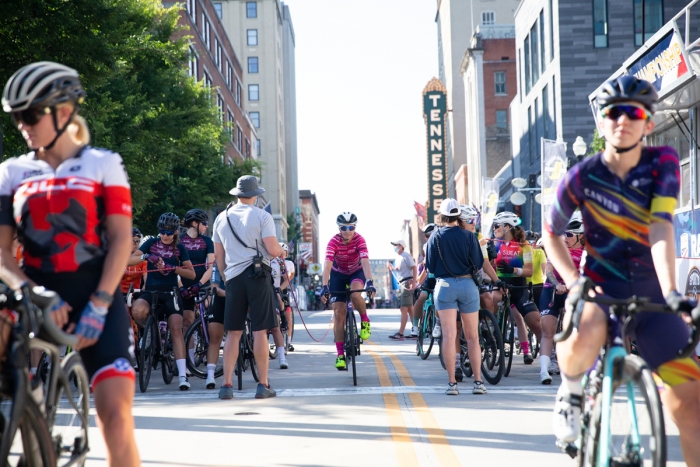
[
  {"left": 184, "top": 286, "right": 223, "bottom": 380},
  {"left": 416, "top": 288, "right": 436, "bottom": 359},
  {"left": 555, "top": 285, "right": 700, "bottom": 467},
  {"left": 0, "top": 284, "right": 90, "bottom": 467},
  {"left": 235, "top": 318, "right": 258, "bottom": 390}
]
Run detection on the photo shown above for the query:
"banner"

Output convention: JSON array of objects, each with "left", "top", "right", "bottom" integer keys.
[
  {"left": 299, "top": 242, "right": 312, "bottom": 260},
  {"left": 540, "top": 139, "right": 568, "bottom": 232},
  {"left": 481, "top": 178, "right": 499, "bottom": 236},
  {"left": 422, "top": 78, "right": 448, "bottom": 222}
]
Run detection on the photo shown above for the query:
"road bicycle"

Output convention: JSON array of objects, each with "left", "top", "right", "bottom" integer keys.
[
  {"left": 458, "top": 308, "right": 506, "bottom": 385},
  {"left": 555, "top": 283, "right": 700, "bottom": 467},
  {"left": 129, "top": 288, "right": 179, "bottom": 393},
  {"left": 327, "top": 288, "right": 370, "bottom": 387},
  {"left": 184, "top": 286, "right": 223, "bottom": 380},
  {"left": 0, "top": 284, "right": 90, "bottom": 467},
  {"left": 495, "top": 283, "right": 540, "bottom": 376},
  {"left": 235, "top": 318, "right": 258, "bottom": 390},
  {"left": 416, "top": 289, "right": 436, "bottom": 359}
]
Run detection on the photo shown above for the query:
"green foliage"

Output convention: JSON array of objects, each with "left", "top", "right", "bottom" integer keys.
[
  {"left": 588, "top": 129, "right": 606, "bottom": 155},
  {"left": 0, "top": 0, "right": 259, "bottom": 233},
  {"left": 286, "top": 213, "right": 301, "bottom": 253}
]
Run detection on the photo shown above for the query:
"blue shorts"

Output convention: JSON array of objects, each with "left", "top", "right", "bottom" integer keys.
[
  {"left": 540, "top": 286, "right": 567, "bottom": 319},
  {"left": 434, "top": 277, "right": 480, "bottom": 314},
  {"left": 329, "top": 269, "right": 366, "bottom": 304}
]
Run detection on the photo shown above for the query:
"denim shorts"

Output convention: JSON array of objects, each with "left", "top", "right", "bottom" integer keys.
[{"left": 434, "top": 277, "right": 480, "bottom": 314}]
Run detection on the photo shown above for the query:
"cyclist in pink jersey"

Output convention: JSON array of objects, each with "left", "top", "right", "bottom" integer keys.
[{"left": 321, "top": 212, "right": 375, "bottom": 370}]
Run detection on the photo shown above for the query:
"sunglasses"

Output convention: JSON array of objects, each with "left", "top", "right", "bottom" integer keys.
[
  {"left": 493, "top": 224, "right": 502, "bottom": 229},
  {"left": 11, "top": 107, "right": 51, "bottom": 126},
  {"left": 132, "top": 238, "right": 141, "bottom": 244},
  {"left": 200, "top": 221, "right": 208, "bottom": 226},
  {"left": 159, "top": 229, "right": 175, "bottom": 236},
  {"left": 600, "top": 105, "right": 650, "bottom": 121},
  {"left": 564, "top": 232, "right": 578, "bottom": 238},
  {"left": 339, "top": 225, "right": 356, "bottom": 232},
  {"left": 465, "top": 218, "right": 477, "bottom": 225}
]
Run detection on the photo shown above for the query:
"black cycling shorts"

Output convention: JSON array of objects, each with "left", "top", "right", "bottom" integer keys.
[
  {"left": 421, "top": 277, "right": 437, "bottom": 293},
  {"left": 206, "top": 293, "right": 225, "bottom": 325},
  {"left": 329, "top": 269, "right": 366, "bottom": 304},
  {"left": 25, "top": 267, "right": 135, "bottom": 385},
  {"left": 503, "top": 277, "right": 539, "bottom": 317},
  {"left": 539, "top": 286, "right": 566, "bottom": 319},
  {"left": 137, "top": 285, "right": 184, "bottom": 319}
]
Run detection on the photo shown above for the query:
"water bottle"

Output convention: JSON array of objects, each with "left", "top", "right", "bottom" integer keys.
[
  {"left": 159, "top": 321, "right": 168, "bottom": 345},
  {"left": 211, "top": 264, "right": 219, "bottom": 285}
]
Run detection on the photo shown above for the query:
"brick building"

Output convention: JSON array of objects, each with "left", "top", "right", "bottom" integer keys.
[
  {"left": 299, "top": 189, "right": 320, "bottom": 264},
  {"left": 169, "top": 0, "right": 257, "bottom": 162},
  {"left": 459, "top": 24, "right": 517, "bottom": 204}
]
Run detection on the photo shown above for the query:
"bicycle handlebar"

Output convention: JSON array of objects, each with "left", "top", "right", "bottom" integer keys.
[{"left": 327, "top": 288, "right": 372, "bottom": 295}]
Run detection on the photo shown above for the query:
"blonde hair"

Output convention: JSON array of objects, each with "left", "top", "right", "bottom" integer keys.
[{"left": 57, "top": 103, "right": 90, "bottom": 146}]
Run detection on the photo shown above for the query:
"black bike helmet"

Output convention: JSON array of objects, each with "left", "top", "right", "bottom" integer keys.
[
  {"left": 525, "top": 230, "right": 540, "bottom": 242},
  {"left": 423, "top": 223, "right": 437, "bottom": 235},
  {"left": 596, "top": 75, "right": 658, "bottom": 113},
  {"left": 132, "top": 227, "right": 142, "bottom": 238},
  {"left": 157, "top": 212, "right": 180, "bottom": 231},
  {"left": 336, "top": 211, "right": 357, "bottom": 225},
  {"left": 183, "top": 208, "right": 208, "bottom": 226}
]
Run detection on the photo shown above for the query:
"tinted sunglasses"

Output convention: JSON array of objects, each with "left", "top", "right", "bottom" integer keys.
[
  {"left": 493, "top": 223, "right": 503, "bottom": 229},
  {"left": 564, "top": 232, "right": 579, "bottom": 238},
  {"left": 11, "top": 107, "right": 51, "bottom": 126},
  {"left": 159, "top": 229, "right": 175, "bottom": 236},
  {"left": 465, "top": 218, "right": 477, "bottom": 225},
  {"left": 339, "top": 225, "right": 356, "bottom": 232},
  {"left": 200, "top": 221, "right": 208, "bottom": 226},
  {"left": 600, "top": 105, "right": 650, "bottom": 121}
]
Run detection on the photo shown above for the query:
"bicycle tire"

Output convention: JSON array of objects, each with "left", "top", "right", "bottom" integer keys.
[
  {"left": 247, "top": 329, "right": 259, "bottom": 383},
  {"left": 503, "top": 307, "right": 515, "bottom": 377},
  {"left": 438, "top": 336, "right": 446, "bottom": 370},
  {"left": 460, "top": 329, "right": 472, "bottom": 378},
  {"left": 418, "top": 306, "right": 435, "bottom": 360},
  {"left": 478, "top": 309, "right": 505, "bottom": 385},
  {"left": 185, "top": 321, "right": 207, "bottom": 379},
  {"left": 528, "top": 329, "right": 540, "bottom": 359},
  {"left": 579, "top": 355, "right": 666, "bottom": 467},
  {"left": 236, "top": 339, "right": 244, "bottom": 391},
  {"left": 51, "top": 352, "right": 90, "bottom": 466},
  {"left": 3, "top": 396, "right": 56, "bottom": 466},
  {"left": 350, "top": 312, "right": 358, "bottom": 386},
  {"left": 161, "top": 329, "right": 175, "bottom": 385},
  {"left": 138, "top": 316, "right": 155, "bottom": 393},
  {"left": 285, "top": 308, "right": 294, "bottom": 351}
]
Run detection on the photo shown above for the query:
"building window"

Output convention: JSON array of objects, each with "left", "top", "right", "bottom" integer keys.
[
  {"left": 215, "top": 40, "right": 222, "bottom": 70},
  {"left": 593, "top": 0, "right": 609, "bottom": 48},
  {"left": 496, "top": 110, "right": 508, "bottom": 130},
  {"left": 518, "top": 50, "right": 523, "bottom": 101},
  {"left": 634, "top": 0, "right": 663, "bottom": 46},
  {"left": 552, "top": 76, "right": 557, "bottom": 138},
  {"left": 227, "top": 110, "right": 234, "bottom": 142},
  {"left": 237, "top": 127, "right": 243, "bottom": 151},
  {"left": 245, "top": 138, "right": 251, "bottom": 158},
  {"left": 216, "top": 94, "right": 224, "bottom": 121},
  {"left": 495, "top": 71, "right": 506, "bottom": 95},
  {"left": 524, "top": 37, "right": 531, "bottom": 94},
  {"left": 248, "top": 56, "right": 259, "bottom": 73},
  {"left": 530, "top": 22, "right": 540, "bottom": 85},
  {"left": 549, "top": 0, "right": 555, "bottom": 61},
  {"left": 528, "top": 106, "right": 534, "bottom": 163},
  {"left": 188, "top": 46, "right": 198, "bottom": 80},
  {"left": 250, "top": 111, "right": 260, "bottom": 128},
  {"left": 236, "top": 80, "right": 242, "bottom": 105},
  {"left": 539, "top": 10, "right": 546, "bottom": 72},
  {"left": 204, "top": 71, "right": 212, "bottom": 88},
  {"left": 202, "top": 14, "right": 210, "bottom": 49},
  {"left": 226, "top": 62, "right": 232, "bottom": 90},
  {"left": 482, "top": 11, "right": 495, "bottom": 25},
  {"left": 248, "top": 84, "right": 259, "bottom": 101},
  {"left": 186, "top": 0, "right": 197, "bottom": 20},
  {"left": 213, "top": 2, "right": 222, "bottom": 19},
  {"left": 543, "top": 84, "right": 550, "bottom": 139},
  {"left": 534, "top": 97, "right": 540, "bottom": 160},
  {"left": 256, "top": 139, "right": 261, "bottom": 157},
  {"left": 247, "top": 29, "right": 258, "bottom": 46},
  {"left": 246, "top": 1, "right": 257, "bottom": 18}
]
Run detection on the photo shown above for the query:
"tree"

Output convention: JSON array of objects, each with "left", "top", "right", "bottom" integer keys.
[
  {"left": 0, "top": 0, "right": 259, "bottom": 231},
  {"left": 589, "top": 129, "right": 606, "bottom": 155}
]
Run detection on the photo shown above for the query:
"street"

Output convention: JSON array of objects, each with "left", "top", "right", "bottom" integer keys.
[{"left": 85, "top": 308, "right": 686, "bottom": 467}]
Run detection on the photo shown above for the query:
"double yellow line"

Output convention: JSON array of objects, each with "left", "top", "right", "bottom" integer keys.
[{"left": 365, "top": 341, "right": 460, "bottom": 466}]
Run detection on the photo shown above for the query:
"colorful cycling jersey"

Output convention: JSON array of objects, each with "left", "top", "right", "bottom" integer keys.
[
  {"left": 325, "top": 233, "right": 369, "bottom": 275},
  {"left": 121, "top": 261, "right": 147, "bottom": 294},
  {"left": 545, "top": 147, "right": 679, "bottom": 283},
  {"left": 527, "top": 248, "right": 547, "bottom": 285},
  {"left": 0, "top": 146, "right": 132, "bottom": 273},
  {"left": 549, "top": 247, "right": 584, "bottom": 283},
  {"left": 180, "top": 233, "right": 214, "bottom": 287},
  {"left": 494, "top": 240, "right": 533, "bottom": 279},
  {"left": 139, "top": 238, "right": 190, "bottom": 289}
]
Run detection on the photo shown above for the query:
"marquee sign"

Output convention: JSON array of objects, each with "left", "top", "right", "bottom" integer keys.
[{"left": 423, "top": 78, "right": 448, "bottom": 223}]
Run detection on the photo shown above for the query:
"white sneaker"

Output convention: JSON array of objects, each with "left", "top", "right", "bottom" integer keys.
[
  {"left": 279, "top": 356, "right": 288, "bottom": 369},
  {"left": 432, "top": 322, "right": 442, "bottom": 338},
  {"left": 179, "top": 376, "right": 190, "bottom": 391},
  {"left": 540, "top": 371, "right": 552, "bottom": 385},
  {"left": 206, "top": 375, "right": 216, "bottom": 389},
  {"left": 409, "top": 326, "right": 419, "bottom": 338},
  {"left": 552, "top": 386, "right": 582, "bottom": 442},
  {"left": 549, "top": 359, "right": 560, "bottom": 375}
]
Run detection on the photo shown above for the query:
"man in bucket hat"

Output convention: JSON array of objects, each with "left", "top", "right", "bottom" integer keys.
[
  {"left": 387, "top": 238, "right": 417, "bottom": 339},
  {"left": 212, "top": 175, "right": 284, "bottom": 399}
]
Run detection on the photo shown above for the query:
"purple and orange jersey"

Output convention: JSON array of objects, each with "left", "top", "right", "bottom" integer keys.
[{"left": 545, "top": 147, "right": 679, "bottom": 284}]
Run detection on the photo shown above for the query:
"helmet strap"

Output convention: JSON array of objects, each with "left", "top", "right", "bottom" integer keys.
[
  {"left": 34, "top": 106, "right": 79, "bottom": 152},
  {"left": 605, "top": 135, "right": 644, "bottom": 155}
]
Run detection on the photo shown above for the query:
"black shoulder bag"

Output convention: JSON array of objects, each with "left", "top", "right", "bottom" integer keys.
[
  {"left": 435, "top": 229, "right": 483, "bottom": 288},
  {"left": 224, "top": 205, "right": 270, "bottom": 279}
]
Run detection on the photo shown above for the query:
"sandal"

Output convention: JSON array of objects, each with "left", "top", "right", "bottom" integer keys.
[{"left": 388, "top": 332, "right": 404, "bottom": 340}]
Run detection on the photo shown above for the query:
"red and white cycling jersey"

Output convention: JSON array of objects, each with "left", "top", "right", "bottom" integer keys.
[
  {"left": 325, "top": 233, "right": 369, "bottom": 275},
  {"left": 0, "top": 146, "right": 132, "bottom": 273}
]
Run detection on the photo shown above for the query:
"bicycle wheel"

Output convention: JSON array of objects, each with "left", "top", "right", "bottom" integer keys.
[
  {"left": 580, "top": 355, "right": 666, "bottom": 467},
  {"left": 185, "top": 321, "right": 207, "bottom": 379},
  {"left": 161, "top": 329, "right": 175, "bottom": 384},
  {"left": 349, "top": 312, "right": 358, "bottom": 386},
  {"left": 478, "top": 309, "right": 505, "bottom": 385},
  {"left": 502, "top": 307, "right": 515, "bottom": 377},
  {"left": 285, "top": 308, "right": 294, "bottom": 351},
  {"left": 418, "top": 306, "right": 435, "bottom": 360},
  {"left": 438, "top": 336, "right": 446, "bottom": 369},
  {"left": 528, "top": 329, "right": 540, "bottom": 359},
  {"left": 236, "top": 338, "right": 244, "bottom": 391},
  {"left": 51, "top": 352, "right": 90, "bottom": 466},
  {"left": 247, "top": 330, "right": 259, "bottom": 383},
  {"left": 1, "top": 396, "right": 56, "bottom": 466},
  {"left": 460, "top": 330, "right": 472, "bottom": 378},
  {"left": 138, "top": 316, "right": 155, "bottom": 393}
]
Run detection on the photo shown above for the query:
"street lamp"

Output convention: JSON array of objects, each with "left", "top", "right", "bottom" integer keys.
[
  {"left": 510, "top": 177, "right": 541, "bottom": 231},
  {"left": 573, "top": 136, "right": 587, "bottom": 163}
]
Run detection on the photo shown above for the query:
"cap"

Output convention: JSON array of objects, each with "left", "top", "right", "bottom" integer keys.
[
  {"left": 391, "top": 240, "right": 407, "bottom": 249},
  {"left": 438, "top": 198, "right": 461, "bottom": 216}
]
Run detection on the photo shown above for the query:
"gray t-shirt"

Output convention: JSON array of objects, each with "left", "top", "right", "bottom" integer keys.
[
  {"left": 212, "top": 203, "right": 277, "bottom": 280},
  {"left": 395, "top": 251, "right": 416, "bottom": 281}
]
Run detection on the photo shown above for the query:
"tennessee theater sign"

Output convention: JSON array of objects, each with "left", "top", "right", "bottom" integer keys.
[{"left": 423, "top": 78, "right": 448, "bottom": 222}]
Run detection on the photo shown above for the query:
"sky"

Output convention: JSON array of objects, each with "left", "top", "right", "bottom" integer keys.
[{"left": 282, "top": 0, "right": 438, "bottom": 260}]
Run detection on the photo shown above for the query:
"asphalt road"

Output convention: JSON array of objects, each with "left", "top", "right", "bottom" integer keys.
[{"left": 82, "top": 307, "right": 686, "bottom": 467}]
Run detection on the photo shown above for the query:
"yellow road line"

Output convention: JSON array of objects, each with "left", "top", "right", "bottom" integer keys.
[{"left": 366, "top": 349, "right": 419, "bottom": 467}]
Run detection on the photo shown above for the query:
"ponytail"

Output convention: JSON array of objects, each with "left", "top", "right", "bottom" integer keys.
[{"left": 57, "top": 103, "right": 90, "bottom": 146}]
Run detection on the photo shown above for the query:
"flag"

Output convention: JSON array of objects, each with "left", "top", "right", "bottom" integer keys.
[{"left": 264, "top": 202, "right": 272, "bottom": 214}]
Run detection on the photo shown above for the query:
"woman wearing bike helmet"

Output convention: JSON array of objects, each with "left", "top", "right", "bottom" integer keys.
[
  {"left": 544, "top": 76, "right": 700, "bottom": 459},
  {"left": 129, "top": 212, "right": 195, "bottom": 390},
  {"left": 492, "top": 211, "right": 542, "bottom": 366},
  {"left": 461, "top": 204, "right": 501, "bottom": 312},
  {"left": 121, "top": 227, "right": 148, "bottom": 294},
  {"left": 0, "top": 61, "right": 139, "bottom": 465}
]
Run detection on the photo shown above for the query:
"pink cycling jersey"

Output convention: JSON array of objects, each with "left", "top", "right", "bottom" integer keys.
[
  {"left": 325, "top": 233, "right": 369, "bottom": 275},
  {"left": 550, "top": 247, "right": 584, "bottom": 284}
]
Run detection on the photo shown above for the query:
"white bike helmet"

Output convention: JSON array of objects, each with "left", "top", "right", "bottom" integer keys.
[
  {"left": 336, "top": 211, "right": 357, "bottom": 225},
  {"left": 493, "top": 211, "right": 520, "bottom": 227},
  {"left": 280, "top": 242, "right": 289, "bottom": 252},
  {"left": 459, "top": 204, "right": 479, "bottom": 221},
  {"left": 566, "top": 211, "right": 584, "bottom": 234}
]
